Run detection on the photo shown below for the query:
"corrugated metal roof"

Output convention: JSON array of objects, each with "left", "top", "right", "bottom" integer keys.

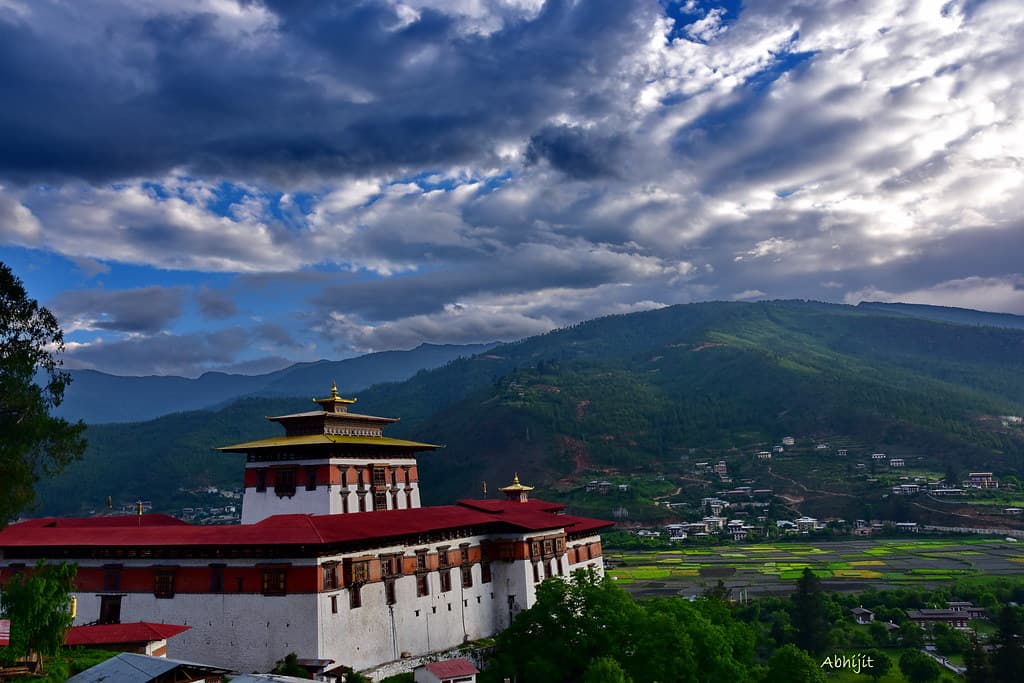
[
  {"left": 66, "top": 653, "right": 230, "bottom": 683},
  {"left": 65, "top": 622, "right": 190, "bottom": 646}
]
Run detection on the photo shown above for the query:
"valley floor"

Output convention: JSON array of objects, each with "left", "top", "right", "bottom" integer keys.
[{"left": 606, "top": 537, "right": 1024, "bottom": 599}]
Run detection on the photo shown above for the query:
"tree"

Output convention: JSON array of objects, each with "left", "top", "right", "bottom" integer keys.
[
  {"left": 791, "top": 568, "right": 830, "bottom": 654},
  {"left": 583, "top": 656, "right": 633, "bottom": 683},
  {"left": 0, "top": 262, "right": 85, "bottom": 526},
  {"left": 991, "top": 606, "right": 1024, "bottom": 683},
  {"left": 964, "top": 636, "right": 992, "bottom": 683},
  {"left": 864, "top": 649, "right": 891, "bottom": 681},
  {"left": 764, "top": 644, "right": 825, "bottom": 683},
  {"left": 899, "top": 650, "right": 942, "bottom": 683},
  {"left": 0, "top": 561, "right": 77, "bottom": 673}
]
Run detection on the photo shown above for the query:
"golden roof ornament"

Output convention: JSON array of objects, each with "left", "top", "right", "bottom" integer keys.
[{"left": 313, "top": 381, "right": 357, "bottom": 412}]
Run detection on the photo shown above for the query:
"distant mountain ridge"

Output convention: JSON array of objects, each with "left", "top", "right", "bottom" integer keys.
[
  {"left": 33, "top": 300, "right": 1024, "bottom": 519},
  {"left": 56, "top": 342, "right": 498, "bottom": 423},
  {"left": 857, "top": 301, "right": 1024, "bottom": 330}
]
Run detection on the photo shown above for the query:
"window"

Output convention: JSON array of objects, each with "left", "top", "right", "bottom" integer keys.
[
  {"left": 323, "top": 563, "right": 339, "bottom": 590},
  {"left": 543, "top": 561, "right": 552, "bottom": 579},
  {"left": 543, "top": 539, "right": 554, "bottom": 555},
  {"left": 461, "top": 566, "right": 473, "bottom": 589},
  {"left": 154, "top": 568, "right": 175, "bottom": 599},
  {"left": 556, "top": 538, "right": 565, "bottom": 552},
  {"left": 531, "top": 541, "right": 541, "bottom": 557},
  {"left": 373, "top": 491, "right": 388, "bottom": 511},
  {"left": 103, "top": 565, "right": 122, "bottom": 591},
  {"left": 392, "top": 491, "right": 400, "bottom": 509},
  {"left": 359, "top": 494, "right": 367, "bottom": 512},
  {"left": 350, "top": 584, "right": 362, "bottom": 609},
  {"left": 373, "top": 467, "right": 387, "bottom": 486},
  {"left": 481, "top": 562, "right": 492, "bottom": 584},
  {"left": 415, "top": 550, "right": 428, "bottom": 571},
  {"left": 305, "top": 466, "right": 318, "bottom": 491},
  {"left": 262, "top": 568, "right": 287, "bottom": 596},
  {"left": 416, "top": 573, "right": 430, "bottom": 597},
  {"left": 385, "top": 579, "right": 397, "bottom": 605},
  {"left": 98, "top": 595, "right": 121, "bottom": 625},
  {"left": 274, "top": 468, "right": 296, "bottom": 497},
  {"left": 255, "top": 469, "right": 267, "bottom": 492},
  {"left": 381, "top": 555, "right": 402, "bottom": 578},
  {"left": 533, "top": 563, "right": 541, "bottom": 583},
  {"left": 440, "top": 569, "right": 452, "bottom": 593},
  {"left": 331, "top": 595, "right": 338, "bottom": 614},
  {"left": 406, "top": 490, "right": 413, "bottom": 508},
  {"left": 344, "top": 559, "right": 370, "bottom": 585},
  {"left": 438, "top": 547, "right": 451, "bottom": 568},
  {"left": 342, "top": 493, "right": 349, "bottom": 514},
  {"left": 460, "top": 544, "right": 470, "bottom": 563},
  {"left": 210, "top": 564, "right": 225, "bottom": 593}
]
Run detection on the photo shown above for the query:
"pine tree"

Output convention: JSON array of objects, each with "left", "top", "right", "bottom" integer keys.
[{"left": 791, "top": 568, "right": 830, "bottom": 654}]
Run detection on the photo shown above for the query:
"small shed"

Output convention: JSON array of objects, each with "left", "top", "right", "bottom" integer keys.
[
  {"left": 414, "top": 657, "right": 480, "bottom": 683},
  {"left": 67, "top": 652, "right": 231, "bottom": 683}
]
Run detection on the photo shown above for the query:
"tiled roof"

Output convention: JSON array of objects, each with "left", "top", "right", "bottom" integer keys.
[{"left": 65, "top": 622, "right": 190, "bottom": 646}]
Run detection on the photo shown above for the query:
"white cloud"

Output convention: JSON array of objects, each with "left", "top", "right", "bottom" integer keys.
[{"left": 844, "top": 275, "right": 1024, "bottom": 315}]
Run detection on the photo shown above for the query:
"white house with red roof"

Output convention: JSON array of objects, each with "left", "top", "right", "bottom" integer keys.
[
  {"left": 415, "top": 657, "right": 479, "bottom": 683},
  {"left": 65, "top": 622, "right": 190, "bottom": 657},
  {"left": 0, "top": 385, "right": 611, "bottom": 674}
]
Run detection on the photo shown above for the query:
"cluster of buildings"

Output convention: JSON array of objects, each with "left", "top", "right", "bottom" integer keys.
[{"left": 0, "top": 384, "right": 612, "bottom": 675}]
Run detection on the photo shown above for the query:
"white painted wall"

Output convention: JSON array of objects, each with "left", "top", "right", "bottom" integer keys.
[{"left": 241, "top": 458, "right": 421, "bottom": 523}]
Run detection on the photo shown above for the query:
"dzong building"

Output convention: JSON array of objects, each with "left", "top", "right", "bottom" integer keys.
[{"left": 0, "top": 384, "right": 611, "bottom": 673}]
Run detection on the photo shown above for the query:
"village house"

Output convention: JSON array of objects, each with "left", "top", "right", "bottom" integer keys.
[
  {"left": 905, "top": 609, "right": 969, "bottom": 629},
  {"left": 889, "top": 458, "right": 905, "bottom": 468},
  {"left": 966, "top": 472, "right": 999, "bottom": 489},
  {"left": 851, "top": 607, "right": 874, "bottom": 625},
  {"left": 0, "top": 384, "right": 611, "bottom": 674},
  {"left": 756, "top": 451, "right": 772, "bottom": 460}
]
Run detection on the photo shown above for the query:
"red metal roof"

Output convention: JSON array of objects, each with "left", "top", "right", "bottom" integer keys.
[
  {"left": 65, "top": 622, "right": 190, "bottom": 646},
  {"left": 423, "top": 658, "right": 479, "bottom": 678},
  {"left": 456, "top": 498, "right": 565, "bottom": 513},
  {"left": 0, "top": 500, "right": 609, "bottom": 550},
  {"left": 14, "top": 514, "right": 188, "bottom": 528}
]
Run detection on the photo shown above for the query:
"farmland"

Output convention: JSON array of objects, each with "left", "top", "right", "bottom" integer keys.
[{"left": 606, "top": 538, "right": 1024, "bottom": 598}]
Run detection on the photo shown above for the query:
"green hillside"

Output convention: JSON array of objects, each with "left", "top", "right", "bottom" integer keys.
[{"left": 32, "top": 301, "right": 1024, "bottom": 519}]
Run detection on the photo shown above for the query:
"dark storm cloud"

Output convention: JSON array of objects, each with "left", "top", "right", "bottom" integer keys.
[
  {"left": 525, "top": 125, "right": 628, "bottom": 179},
  {"left": 49, "top": 286, "right": 185, "bottom": 333},
  {"left": 0, "top": 0, "right": 655, "bottom": 184},
  {"left": 64, "top": 327, "right": 253, "bottom": 377},
  {"left": 196, "top": 287, "right": 238, "bottom": 319},
  {"left": 312, "top": 242, "right": 667, "bottom": 321},
  {"left": 255, "top": 322, "right": 302, "bottom": 348}
]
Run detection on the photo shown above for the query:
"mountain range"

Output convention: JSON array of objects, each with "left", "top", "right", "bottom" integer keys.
[
  {"left": 55, "top": 342, "right": 497, "bottom": 423},
  {"left": 33, "top": 300, "right": 1024, "bottom": 520}
]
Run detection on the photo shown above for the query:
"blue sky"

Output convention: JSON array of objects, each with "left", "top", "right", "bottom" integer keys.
[{"left": 1, "top": 0, "right": 1023, "bottom": 376}]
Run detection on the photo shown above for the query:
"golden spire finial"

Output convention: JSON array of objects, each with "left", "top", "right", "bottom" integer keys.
[
  {"left": 331, "top": 381, "right": 339, "bottom": 399},
  {"left": 513, "top": 472, "right": 521, "bottom": 485}
]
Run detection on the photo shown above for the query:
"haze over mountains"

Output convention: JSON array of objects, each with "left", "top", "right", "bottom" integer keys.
[
  {"left": 56, "top": 342, "right": 497, "bottom": 424},
  {"left": 34, "top": 300, "right": 1024, "bottom": 519}
]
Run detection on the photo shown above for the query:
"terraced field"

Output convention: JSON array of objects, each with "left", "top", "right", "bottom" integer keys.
[{"left": 606, "top": 538, "right": 1024, "bottom": 598}]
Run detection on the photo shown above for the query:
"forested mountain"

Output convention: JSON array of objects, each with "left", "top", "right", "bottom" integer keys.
[
  {"left": 34, "top": 300, "right": 1024, "bottom": 516},
  {"left": 55, "top": 342, "right": 496, "bottom": 423},
  {"left": 858, "top": 301, "right": 1024, "bottom": 330}
]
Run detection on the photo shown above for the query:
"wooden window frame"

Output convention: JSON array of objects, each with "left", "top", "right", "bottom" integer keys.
[
  {"left": 261, "top": 567, "right": 288, "bottom": 596},
  {"left": 154, "top": 568, "right": 176, "bottom": 599}
]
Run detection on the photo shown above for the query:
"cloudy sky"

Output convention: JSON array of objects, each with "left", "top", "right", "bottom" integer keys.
[{"left": 1, "top": 0, "right": 1022, "bottom": 377}]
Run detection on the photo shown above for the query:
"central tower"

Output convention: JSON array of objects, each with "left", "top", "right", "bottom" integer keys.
[{"left": 219, "top": 383, "right": 440, "bottom": 524}]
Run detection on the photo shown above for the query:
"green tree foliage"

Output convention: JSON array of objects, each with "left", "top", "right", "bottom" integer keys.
[
  {"left": 0, "top": 561, "right": 77, "bottom": 673},
  {"left": 583, "top": 656, "right": 632, "bottom": 683},
  {"left": 791, "top": 568, "right": 830, "bottom": 655},
  {"left": 271, "top": 652, "right": 310, "bottom": 677},
  {"left": 932, "top": 622, "right": 970, "bottom": 655},
  {"left": 964, "top": 636, "right": 992, "bottom": 683},
  {"left": 899, "top": 650, "right": 942, "bottom": 683},
  {"left": 486, "top": 570, "right": 755, "bottom": 683},
  {"left": 0, "top": 263, "right": 85, "bottom": 525},
  {"left": 991, "top": 606, "right": 1024, "bottom": 683},
  {"left": 763, "top": 644, "right": 825, "bottom": 683},
  {"left": 864, "top": 649, "right": 891, "bottom": 681}
]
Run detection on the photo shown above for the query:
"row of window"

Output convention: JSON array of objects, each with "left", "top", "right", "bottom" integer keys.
[
  {"left": 102, "top": 565, "right": 284, "bottom": 598},
  {"left": 253, "top": 465, "right": 415, "bottom": 495},
  {"left": 343, "top": 565, "right": 488, "bottom": 610}
]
